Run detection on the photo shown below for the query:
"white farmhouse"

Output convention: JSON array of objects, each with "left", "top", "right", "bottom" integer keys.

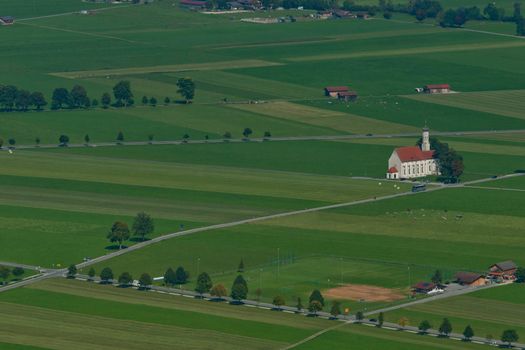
[{"left": 386, "top": 128, "right": 439, "bottom": 179}]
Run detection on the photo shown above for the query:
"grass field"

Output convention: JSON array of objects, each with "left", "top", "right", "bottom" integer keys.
[
  {"left": 0, "top": 146, "right": 410, "bottom": 266},
  {"left": 377, "top": 284, "right": 525, "bottom": 341},
  {"left": 0, "top": 278, "right": 488, "bottom": 350},
  {"left": 2, "top": 1, "right": 525, "bottom": 349},
  {"left": 89, "top": 185, "right": 525, "bottom": 310}
]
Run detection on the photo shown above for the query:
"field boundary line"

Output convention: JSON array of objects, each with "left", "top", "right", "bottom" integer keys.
[{"left": 17, "top": 5, "right": 132, "bottom": 22}]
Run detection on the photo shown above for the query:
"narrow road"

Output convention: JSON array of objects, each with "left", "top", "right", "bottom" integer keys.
[
  {"left": 3, "top": 129, "right": 525, "bottom": 151},
  {"left": 17, "top": 5, "right": 131, "bottom": 22}
]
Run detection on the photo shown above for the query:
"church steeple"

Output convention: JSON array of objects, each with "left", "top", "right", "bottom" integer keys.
[{"left": 421, "top": 127, "right": 430, "bottom": 151}]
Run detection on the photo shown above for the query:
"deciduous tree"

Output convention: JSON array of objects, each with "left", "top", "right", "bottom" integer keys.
[
  {"left": 132, "top": 212, "right": 154, "bottom": 241},
  {"left": 309, "top": 289, "right": 325, "bottom": 306},
  {"left": 419, "top": 320, "right": 432, "bottom": 334},
  {"left": 176, "top": 78, "right": 195, "bottom": 103},
  {"left": 113, "top": 81, "right": 133, "bottom": 107},
  {"left": 0, "top": 266, "right": 11, "bottom": 285},
  {"left": 463, "top": 325, "right": 474, "bottom": 341},
  {"left": 273, "top": 295, "right": 286, "bottom": 309},
  {"left": 210, "top": 283, "right": 227, "bottom": 299},
  {"left": 195, "top": 272, "right": 213, "bottom": 295},
  {"left": 501, "top": 329, "right": 519, "bottom": 347},
  {"left": 100, "top": 267, "right": 114, "bottom": 283},
  {"left": 139, "top": 273, "right": 153, "bottom": 289},
  {"left": 439, "top": 318, "right": 452, "bottom": 337},
  {"left": 107, "top": 221, "right": 130, "bottom": 249},
  {"left": 118, "top": 272, "right": 133, "bottom": 287},
  {"left": 67, "top": 264, "right": 77, "bottom": 278}
]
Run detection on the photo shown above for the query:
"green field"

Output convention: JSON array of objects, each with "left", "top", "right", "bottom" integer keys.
[
  {"left": 2, "top": 1, "right": 525, "bottom": 349},
  {"left": 377, "top": 284, "right": 525, "bottom": 341},
  {"left": 0, "top": 278, "right": 487, "bottom": 350}
]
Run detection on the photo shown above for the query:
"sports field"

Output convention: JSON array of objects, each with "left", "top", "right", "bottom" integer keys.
[{"left": 1, "top": 0, "right": 525, "bottom": 349}]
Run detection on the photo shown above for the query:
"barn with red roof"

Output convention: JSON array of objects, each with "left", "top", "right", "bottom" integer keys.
[
  {"left": 386, "top": 128, "right": 439, "bottom": 179},
  {"left": 424, "top": 84, "right": 451, "bottom": 94}
]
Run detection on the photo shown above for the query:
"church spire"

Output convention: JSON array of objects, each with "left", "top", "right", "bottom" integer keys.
[{"left": 421, "top": 127, "right": 430, "bottom": 151}]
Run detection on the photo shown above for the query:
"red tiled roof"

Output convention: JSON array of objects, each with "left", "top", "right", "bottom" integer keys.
[
  {"left": 180, "top": 0, "right": 207, "bottom": 5},
  {"left": 325, "top": 86, "right": 349, "bottom": 92},
  {"left": 388, "top": 166, "right": 398, "bottom": 173},
  {"left": 394, "top": 146, "right": 435, "bottom": 162},
  {"left": 412, "top": 282, "right": 435, "bottom": 291},
  {"left": 425, "top": 84, "right": 450, "bottom": 89}
]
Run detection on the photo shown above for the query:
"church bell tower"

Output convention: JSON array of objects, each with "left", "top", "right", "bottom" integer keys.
[{"left": 422, "top": 127, "right": 430, "bottom": 151}]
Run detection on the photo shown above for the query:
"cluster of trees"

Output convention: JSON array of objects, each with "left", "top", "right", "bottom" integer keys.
[
  {"left": 106, "top": 212, "right": 154, "bottom": 249},
  {"left": 0, "top": 266, "right": 25, "bottom": 285},
  {"left": 222, "top": 129, "right": 271, "bottom": 140},
  {"left": 417, "top": 137, "right": 464, "bottom": 183},
  {"left": 0, "top": 85, "right": 47, "bottom": 112}
]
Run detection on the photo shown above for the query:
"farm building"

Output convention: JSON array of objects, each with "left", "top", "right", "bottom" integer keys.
[
  {"left": 0, "top": 16, "right": 15, "bottom": 25},
  {"left": 424, "top": 84, "right": 451, "bottom": 94},
  {"left": 324, "top": 86, "right": 349, "bottom": 98},
  {"left": 412, "top": 282, "right": 436, "bottom": 294},
  {"left": 180, "top": 0, "right": 207, "bottom": 9},
  {"left": 488, "top": 260, "right": 517, "bottom": 280},
  {"left": 337, "top": 91, "right": 358, "bottom": 101},
  {"left": 455, "top": 272, "right": 486, "bottom": 287},
  {"left": 386, "top": 128, "right": 439, "bottom": 179}
]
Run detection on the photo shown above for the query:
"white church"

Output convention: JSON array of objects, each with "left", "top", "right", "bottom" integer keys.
[{"left": 386, "top": 128, "right": 439, "bottom": 180}]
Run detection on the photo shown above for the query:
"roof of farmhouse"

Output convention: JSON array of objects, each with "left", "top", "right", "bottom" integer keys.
[
  {"left": 394, "top": 146, "right": 434, "bottom": 162},
  {"left": 325, "top": 86, "right": 349, "bottom": 92},
  {"left": 425, "top": 84, "right": 450, "bottom": 89}
]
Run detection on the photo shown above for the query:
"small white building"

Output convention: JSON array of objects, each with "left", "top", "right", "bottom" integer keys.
[{"left": 386, "top": 128, "right": 439, "bottom": 179}]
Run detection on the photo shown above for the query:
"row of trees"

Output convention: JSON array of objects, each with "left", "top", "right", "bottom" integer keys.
[
  {"left": 0, "top": 85, "right": 47, "bottom": 111},
  {"left": 51, "top": 81, "right": 133, "bottom": 110},
  {"left": 106, "top": 212, "right": 154, "bottom": 249},
  {"left": 0, "top": 266, "right": 25, "bottom": 285}
]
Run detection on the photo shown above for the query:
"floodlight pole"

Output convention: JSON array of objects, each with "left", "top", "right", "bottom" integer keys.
[{"left": 277, "top": 248, "right": 280, "bottom": 280}]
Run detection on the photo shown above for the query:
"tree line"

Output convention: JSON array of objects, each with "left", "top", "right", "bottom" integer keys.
[{"left": 0, "top": 78, "right": 196, "bottom": 113}]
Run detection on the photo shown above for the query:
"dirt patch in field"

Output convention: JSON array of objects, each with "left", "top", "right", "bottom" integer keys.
[{"left": 324, "top": 284, "right": 405, "bottom": 302}]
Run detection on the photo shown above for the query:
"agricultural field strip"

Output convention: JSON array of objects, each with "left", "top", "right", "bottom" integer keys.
[
  {"left": 50, "top": 60, "right": 284, "bottom": 79},
  {"left": 6, "top": 129, "right": 525, "bottom": 150},
  {"left": 285, "top": 41, "right": 525, "bottom": 62},
  {"left": 341, "top": 137, "right": 525, "bottom": 156},
  {"left": 0, "top": 303, "right": 285, "bottom": 350},
  {"left": 206, "top": 27, "right": 444, "bottom": 50},
  {"left": 404, "top": 90, "right": 525, "bottom": 120},
  {"left": 373, "top": 17, "right": 525, "bottom": 40},
  {"left": 466, "top": 185, "right": 525, "bottom": 192},
  {"left": 229, "top": 101, "right": 417, "bottom": 134}
]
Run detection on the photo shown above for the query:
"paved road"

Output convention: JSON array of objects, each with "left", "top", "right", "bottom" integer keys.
[
  {"left": 3, "top": 129, "right": 525, "bottom": 152},
  {"left": 17, "top": 5, "right": 130, "bottom": 22}
]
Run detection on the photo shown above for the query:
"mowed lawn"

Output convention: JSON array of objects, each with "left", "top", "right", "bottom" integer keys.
[
  {"left": 378, "top": 284, "right": 525, "bottom": 341},
  {"left": 0, "top": 279, "right": 326, "bottom": 350},
  {"left": 0, "top": 145, "right": 409, "bottom": 266}
]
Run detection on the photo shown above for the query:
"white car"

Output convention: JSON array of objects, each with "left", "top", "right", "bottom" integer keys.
[{"left": 427, "top": 287, "right": 445, "bottom": 295}]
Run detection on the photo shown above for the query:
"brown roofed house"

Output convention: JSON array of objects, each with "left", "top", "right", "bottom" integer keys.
[
  {"left": 337, "top": 91, "right": 358, "bottom": 102},
  {"left": 325, "top": 86, "right": 349, "bottom": 98},
  {"left": 488, "top": 260, "right": 517, "bottom": 280},
  {"left": 455, "top": 272, "right": 486, "bottom": 287},
  {"left": 412, "top": 281, "right": 436, "bottom": 294},
  {"left": 423, "top": 84, "right": 451, "bottom": 94}
]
